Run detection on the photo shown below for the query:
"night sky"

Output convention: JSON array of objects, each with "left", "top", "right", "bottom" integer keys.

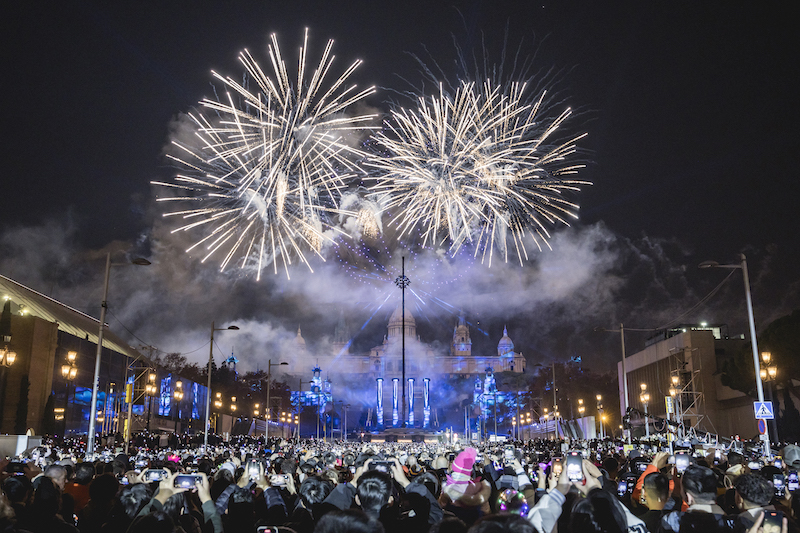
[{"left": 3, "top": 1, "right": 799, "bottom": 373}]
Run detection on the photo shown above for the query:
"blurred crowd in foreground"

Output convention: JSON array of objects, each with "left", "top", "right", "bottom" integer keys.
[{"left": 0, "top": 434, "right": 798, "bottom": 533}]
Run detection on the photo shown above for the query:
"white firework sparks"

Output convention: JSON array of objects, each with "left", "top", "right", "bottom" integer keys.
[
  {"left": 366, "top": 79, "right": 589, "bottom": 266},
  {"left": 153, "top": 30, "right": 377, "bottom": 280}
]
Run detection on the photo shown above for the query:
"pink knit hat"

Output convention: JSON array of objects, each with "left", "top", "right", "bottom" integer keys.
[{"left": 444, "top": 448, "right": 483, "bottom": 500}]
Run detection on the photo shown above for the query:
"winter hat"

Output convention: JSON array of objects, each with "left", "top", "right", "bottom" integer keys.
[{"left": 444, "top": 448, "right": 485, "bottom": 502}]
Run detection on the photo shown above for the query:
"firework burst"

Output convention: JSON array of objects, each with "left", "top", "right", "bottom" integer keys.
[
  {"left": 366, "top": 78, "right": 588, "bottom": 266},
  {"left": 153, "top": 30, "right": 377, "bottom": 279}
]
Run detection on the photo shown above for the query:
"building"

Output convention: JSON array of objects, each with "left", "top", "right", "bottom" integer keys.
[
  {"left": 0, "top": 274, "right": 209, "bottom": 437},
  {"left": 290, "top": 306, "right": 526, "bottom": 430},
  {"left": 617, "top": 324, "right": 758, "bottom": 440}
]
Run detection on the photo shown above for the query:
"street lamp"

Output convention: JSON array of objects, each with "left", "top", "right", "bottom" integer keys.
[
  {"left": 596, "top": 395, "right": 605, "bottom": 440},
  {"left": 639, "top": 383, "right": 650, "bottom": 438},
  {"left": 173, "top": 381, "right": 184, "bottom": 432},
  {"left": 760, "top": 351, "right": 779, "bottom": 442},
  {"left": 265, "top": 360, "right": 288, "bottom": 439},
  {"left": 61, "top": 352, "right": 78, "bottom": 435},
  {"left": 700, "top": 254, "right": 770, "bottom": 456},
  {"left": 87, "top": 253, "right": 150, "bottom": 455},
  {"left": 204, "top": 323, "right": 239, "bottom": 452},
  {"left": 145, "top": 372, "right": 157, "bottom": 432}
]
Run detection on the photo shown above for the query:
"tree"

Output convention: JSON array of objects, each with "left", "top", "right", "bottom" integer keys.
[{"left": 721, "top": 309, "right": 800, "bottom": 396}]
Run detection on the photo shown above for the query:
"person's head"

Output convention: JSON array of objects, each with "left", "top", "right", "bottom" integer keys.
[
  {"left": 298, "top": 475, "right": 334, "bottom": 508},
  {"left": 734, "top": 473, "right": 774, "bottom": 509},
  {"left": 570, "top": 488, "right": 628, "bottom": 533},
  {"left": 226, "top": 486, "right": 255, "bottom": 531},
  {"left": 118, "top": 483, "right": 153, "bottom": 520},
  {"left": 642, "top": 472, "right": 670, "bottom": 511},
  {"left": 89, "top": 473, "right": 120, "bottom": 507},
  {"left": 74, "top": 462, "right": 95, "bottom": 485},
  {"left": 44, "top": 464, "right": 68, "bottom": 491},
  {"left": 412, "top": 471, "right": 441, "bottom": 500},
  {"left": 31, "top": 477, "right": 61, "bottom": 519},
  {"left": 601, "top": 457, "right": 619, "bottom": 479},
  {"left": 3, "top": 475, "right": 32, "bottom": 505},
  {"left": 355, "top": 470, "right": 393, "bottom": 518},
  {"left": 681, "top": 465, "right": 719, "bottom": 506},
  {"left": 468, "top": 514, "right": 534, "bottom": 533},
  {"left": 429, "top": 516, "right": 467, "bottom": 533},
  {"left": 127, "top": 511, "right": 177, "bottom": 533},
  {"left": 315, "top": 508, "right": 385, "bottom": 533},
  {"left": 727, "top": 452, "right": 745, "bottom": 467}
]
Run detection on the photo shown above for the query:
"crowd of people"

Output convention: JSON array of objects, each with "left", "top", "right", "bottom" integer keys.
[{"left": 0, "top": 434, "right": 797, "bottom": 533}]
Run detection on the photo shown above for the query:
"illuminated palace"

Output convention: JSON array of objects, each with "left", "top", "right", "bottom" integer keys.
[{"left": 292, "top": 306, "right": 525, "bottom": 428}]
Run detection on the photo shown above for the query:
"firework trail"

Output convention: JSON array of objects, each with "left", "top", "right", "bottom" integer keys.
[
  {"left": 153, "top": 30, "right": 377, "bottom": 279},
  {"left": 366, "top": 78, "right": 588, "bottom": 266}
]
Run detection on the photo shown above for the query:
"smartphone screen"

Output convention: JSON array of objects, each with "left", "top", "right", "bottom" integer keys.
[
  {"left": 552, "top": 459, "right": 563, "bottom": 476},
  {"left": 617, "top": 480, "right": 627, "bottom": 497},
  {"left": 566, "top": 452, "right": 583, "bottom": 482},
  {"left": 773, "top": 474, "right": 785, "bottom": 498},
  {"left": 788, "top": 471, "right": 799, "bottom": 492},
  {"left": 763, "top": 511, "right": 783, "bottom": 532}
]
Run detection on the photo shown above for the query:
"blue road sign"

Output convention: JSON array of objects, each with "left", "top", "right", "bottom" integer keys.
[
  {"left": 754, "top": 401, "right": 774, "bottom": 420},
  {"left": 758, "top": 419, "right": 767, "bottom": 434}
]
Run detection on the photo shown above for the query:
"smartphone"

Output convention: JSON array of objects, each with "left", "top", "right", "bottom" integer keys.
[
  {"left": 788, "top": 471, "right": 799, "bottom": 492},
  {"left": 504, "top": 446, "right": 515, "bottom": 463},
  {"left": 636, "top": 461, "right": 648, "bottom": 474},
  {"left": 675, "top": 453, "right": 690, "bottom": 474},
  {"left": 370, "top": 461, "right": 393, "bottom": 474},
  {"left": 174, "top": 474, "right": 203, "bottom": 489},
  {"left": 774, "top": 457, "right": 783, "bottom": 469},
  {"left": 617, "top": 480, "right": 628, "bottom": 498},
  {"left": 256, "top": 527, "right": 278, "bottom": 533},
  {"left": 143, "top": 469, "right": 168, "bottom": 482},
  {"left": 566, "top": 451, "right": 584, "bottom": 482},
  {"left": 763, "top": 510, "right": 783, "bottom": 532},
  {"left": 247, "top": 459, "right": 260, "bottom": 479},
  {"left": 6, "top": 462, "right": 26, "bottom": 475},
  {"left": 773, "top": 474, "right": 786, "bottom": 498},
  {"left": 270, "top": 474, "right": 289, "bottom": 486},
  {"left": 552, "top": 457, "right": 563, "bottom": 477},
  {"left": 748, "top": 460, "right": 763, "bottom": 471}
]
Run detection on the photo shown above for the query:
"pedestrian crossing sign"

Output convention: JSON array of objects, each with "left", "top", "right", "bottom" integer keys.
[{"left": 754, "top": 401, "right": 774, "bottom": 420}]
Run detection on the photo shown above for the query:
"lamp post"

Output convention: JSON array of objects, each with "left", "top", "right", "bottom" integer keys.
[
  {"left": 394, "top": 257, "right": 410, "bottom": 427},
  {"left": 640, "top": 383, "right": 650, "bottom": 438},
  {"left": 87, "top": 253, "right": 149, "bottom": 455},
  {"left": 700, "top": 254, "right": 770, "bottom": 457},
  {"left": 760, "top": 351, "right": 779, "bottom": 443},
  {"left": 173, "top": 381, "right": 184, "bottom": 433},
  {"left": 61, "top": 351, "right": 78, "bottom": 435},
  {"left": 213, "top": 393, "right": 223, "bottom": 435},
  {"left": 145, "top": 372, "right": 157, "bottom": 432},
  {"left": 266, "top": 360, "right": 288, "bottom": 439},
  {"left": 204, "top": 323, "right": 238, "bottom": 453},
  {"left": 596, "top": 395, "right": 604, "bottom": 440},
  {"left": 669, "top": 375, "right": 682, "bottom": 441}
]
